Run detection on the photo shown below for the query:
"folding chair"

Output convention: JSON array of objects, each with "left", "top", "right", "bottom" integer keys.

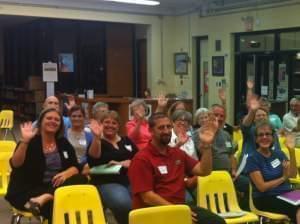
[
  {"left": 129, "top": 205, "right": 192, "bottom": 224},
  {"left": 197, "top": 171, "right": 258, "bottom": 223},
  {"left": 0, "top": 110, "right": 16, "bottom": 141},
  {"left": 52, "top": 185, "right": 106, "bottom": 224}
]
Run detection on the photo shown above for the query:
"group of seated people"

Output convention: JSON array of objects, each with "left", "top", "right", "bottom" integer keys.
[{"left": 4, "top": 81, "right": 300, "bottom": 224}]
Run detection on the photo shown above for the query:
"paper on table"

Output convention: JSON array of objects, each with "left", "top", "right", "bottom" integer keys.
[
  {"left": 90, "top": 164, "right": 122, "bottom": 175},
  {"left": 218, "top": 211, "right": 246, "bottom": 218}
]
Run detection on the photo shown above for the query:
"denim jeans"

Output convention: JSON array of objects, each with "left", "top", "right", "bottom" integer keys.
[{"left": 97, "top": 183, "right": 131, "bottom": 224}]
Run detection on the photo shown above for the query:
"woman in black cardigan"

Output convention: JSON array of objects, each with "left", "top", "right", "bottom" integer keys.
[{"left": 5, "top": 108, "right": 84, "bottom": 223}]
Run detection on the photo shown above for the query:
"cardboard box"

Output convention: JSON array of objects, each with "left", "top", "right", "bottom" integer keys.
[
  {"left": 28, "top": 76, "right": 44, "bottom": 90},
  {"left": 24, "top": 90, "right": 45, "bottom": 102}
]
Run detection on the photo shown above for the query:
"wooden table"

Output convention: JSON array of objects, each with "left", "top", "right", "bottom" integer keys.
[{"left": 76, "top": 97, "right": 193, "bottom": 135}]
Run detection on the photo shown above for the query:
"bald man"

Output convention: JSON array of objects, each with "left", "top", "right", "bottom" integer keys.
[{"left": 32, "top": 96, "right": 71, "bottom": 129}]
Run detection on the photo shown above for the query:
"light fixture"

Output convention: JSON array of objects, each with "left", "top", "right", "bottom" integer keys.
[
  {"left": 296, "top": 52, "right": 300, "bottom": 60},
  {"left": 103, "top": 0, "right": 160, "bottom": 6}
]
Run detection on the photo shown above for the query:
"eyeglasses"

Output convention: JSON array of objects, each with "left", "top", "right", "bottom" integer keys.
[{"left": 257, "top": 132, "right": 273, "bottom": 138}]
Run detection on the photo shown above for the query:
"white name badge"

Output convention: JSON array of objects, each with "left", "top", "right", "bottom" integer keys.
[
  {"left": 79, "top": 139, "right": 87, "bottom": 146},
  {"left": 158, "top": 166, "right": 168, "bottom": 174},
  {"left": 271, "top": 159, "right": 281, "bottom": 168},
  {"left": 125, "top": 144, "right": 132, "bottom": 152},
  {"left": 225, "top": 141, "right": 232, "bottom": 148},
  {"left": 63, "top": 151, "right": 69, "bottom": 159}
]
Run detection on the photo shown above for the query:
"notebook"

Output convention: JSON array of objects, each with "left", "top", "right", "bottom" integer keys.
[
  {"left": 218, "top": 211, "right": 246, "bottom": 218},
  {"left": 277, "top": 190, "right": 300, "bottom": 206},
  {"left": 90, "top": 164, "right": 122, "bottom": 175}
]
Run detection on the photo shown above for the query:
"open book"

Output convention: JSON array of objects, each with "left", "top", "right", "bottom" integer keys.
[
  {"left": 277, "top": 190, "right": 300, "bottom": 206},
  {"left": 90, "top": 164, "right": 122, "bottom": 175},
  {"left": 218, "top": 211, "right": 246, "bottom": 218}
]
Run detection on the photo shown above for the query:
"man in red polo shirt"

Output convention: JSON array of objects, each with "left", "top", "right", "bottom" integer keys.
[{"left": 128, "top": 112, "right": 225, "bottom": 224}]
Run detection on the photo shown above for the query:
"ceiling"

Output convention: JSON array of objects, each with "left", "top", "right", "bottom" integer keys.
[{"left": 0, "top": 0, "right": 297, "bottom": 16}]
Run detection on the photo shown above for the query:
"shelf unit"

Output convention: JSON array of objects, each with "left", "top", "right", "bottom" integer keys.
[{"left": 0, "top": 87, "right": 44, "bottom": 120}]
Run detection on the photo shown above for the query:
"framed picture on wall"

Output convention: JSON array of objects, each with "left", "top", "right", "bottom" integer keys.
[
  {"left": 174, "top": 52, "right": 188, "bottom": 74},
  {"left": 212, "top": 56, "right": 224, "bottom": 76},
  {"left": 58, "top": 53, "right": 74, "bottom": 73}
]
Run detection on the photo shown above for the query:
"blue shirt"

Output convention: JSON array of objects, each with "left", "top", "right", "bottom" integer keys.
[{"left": 245, "top": 149, "right": 292, "bottom": 198}]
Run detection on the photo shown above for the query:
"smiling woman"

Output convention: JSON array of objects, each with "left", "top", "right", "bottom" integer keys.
[
  {"left": 245, "top": 120, "right": 300, "bottom": 223},
  {"left": 5, "top": 108, "right": 87, "bottom": 224}
]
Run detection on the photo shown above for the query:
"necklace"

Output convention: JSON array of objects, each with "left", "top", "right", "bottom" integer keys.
[{"left": 43, "top": 142, "right": 57, "bottom": 153}]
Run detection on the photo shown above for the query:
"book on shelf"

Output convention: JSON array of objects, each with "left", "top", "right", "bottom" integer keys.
[
  {"left": 90, "top": 164, "right": 122, "bottom": 175},
  {"left": 277, "top": 190, "right": 300, "bottom": 206}
]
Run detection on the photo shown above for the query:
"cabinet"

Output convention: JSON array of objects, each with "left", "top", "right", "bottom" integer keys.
[{"left": 0, "top": 87, "right": 44, "bottom": 120}]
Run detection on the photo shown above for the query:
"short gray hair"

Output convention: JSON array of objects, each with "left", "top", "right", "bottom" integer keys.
[
  {"left": 92, "top": 102, "right": 109, "bottom": 117},
  {"left": 171, "top": 110, "right": 192, "bottom": 125},
  {"left": 130, "top": 99, "right": 147, "bottom": 114}
]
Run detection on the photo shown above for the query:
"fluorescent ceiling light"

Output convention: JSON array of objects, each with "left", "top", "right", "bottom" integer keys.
[{"left": 103, "top": 0, "right": 160, "bottom": 6}]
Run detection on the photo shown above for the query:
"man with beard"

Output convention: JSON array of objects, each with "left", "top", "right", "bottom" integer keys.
[{"left": 128, "top": 112, "right": 225, "bottom": 224}]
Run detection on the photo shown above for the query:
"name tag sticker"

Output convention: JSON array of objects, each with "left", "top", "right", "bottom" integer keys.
[
  {"left": 271, "top": 159, "right": 281, "bottom": 168},
  {"left": 158, "top": 166, "right": 168, "bottom": 174},
  {"left": 225, "top": 141, "right": 232, "bottom": 148},
  {"left": 63, "top": 151, "right": 69, "bottom": 159},
  {"left": 79, "top": 139, "right": 87, "bottom": 146},
  {"left": 125, "top": 145, "right": 132, "bottom": 151}
]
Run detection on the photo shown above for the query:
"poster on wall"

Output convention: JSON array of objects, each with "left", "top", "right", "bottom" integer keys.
[
  {"left": 276, "top": 63, "right": 288, "bottom": 101},
  {"left": 58, "top": 53, "right": 74, "bottom": 73}
]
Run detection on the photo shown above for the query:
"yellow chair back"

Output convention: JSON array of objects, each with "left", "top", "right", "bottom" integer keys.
[
  {"left": 233, "top": 129, "right": 243, "bottom": 145},
  {"left": 0, "top": 140, "right": 16, "bottom": 152},
  {"left": 0, "top": 156, "right": 11, "bottom": 196},
  {"left": 52, "top": 185, "right": 106, "bottom": 224},
  {"left": 197, "top": 171, "right": 258, "bottom": 223},
  {"left": 129, "top": 205, "right": 192, "bottom": 224},
  {"left": 0, "top": 110, "right": 14, "bottom": 129}
]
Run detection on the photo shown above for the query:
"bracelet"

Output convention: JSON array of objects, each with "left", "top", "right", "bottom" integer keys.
[{"left": 19, "top": 140, "right": 29, "bottom": 145}]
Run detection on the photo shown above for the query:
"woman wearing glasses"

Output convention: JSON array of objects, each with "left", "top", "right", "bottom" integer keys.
[{"left": 246, "top": 120, "right": 299, "bottom": 223}]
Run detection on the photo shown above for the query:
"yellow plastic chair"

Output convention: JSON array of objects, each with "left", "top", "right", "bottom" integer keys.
[
  {"left": 129, "top": 205, "right": 192, "bottom": 224},
  {"left": 11, "top": 207, "right": 46, "bottom": 224},
  {"left": 197, "top": 171, "right": 258, "bottom": 224},
  {"left": 0, "top": 156, "right": 11, "bottom": 196},
  {"left": 233, "top": 129, "right": 243, "bottom": 145},
  {"left": 249, "top": 184, "right": 289, "bottom": 224},
  {"left": 52, "top": 185, "right": 106, "bottom": 224},
  {"left": 0, "top": 110, "right": 16, "bottom": 141}
]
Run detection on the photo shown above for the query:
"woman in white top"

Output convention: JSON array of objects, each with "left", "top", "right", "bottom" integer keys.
[{"left": 169, "top": 109, "right": 198, "bottom": 160}]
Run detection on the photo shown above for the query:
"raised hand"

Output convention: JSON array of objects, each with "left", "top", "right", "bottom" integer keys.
[
  {"left": 282, "top": 160, "right": 290, "bottom": 180},
  {"left": 177, "top": 131, "right": 189, "bottom": 146},
  {"left": 247, "top": 80, "right": 254, "bottom": 89},
  {"left": 285, "top": 133, "right": 296, "bottom": 150},
  {"left": 248, "top": 95, "right": 260, "bottom": 111},
  {"left": 198, "top": 112, "right": 218, "bottom": 145},
  {"left": 89, "top": 119, "right": 103, "bottom": 138},
  {"left": 218, "top": 88, "right": 226, "bottom": 102},
  {"left": 20, "top": 122, "right": 37, "bottom": 143},
  {"left": 64, "top": 95, "right": 76, "bottom": 111}
]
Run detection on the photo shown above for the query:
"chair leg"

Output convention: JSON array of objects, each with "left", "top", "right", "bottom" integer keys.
[
  {"left": 11, "top": 130, "right": 17, "bottom": 141},
  {"left": 10, "top": 214, "right": 17, "bottom": 224},
  {"left": 15, "top": 215, "right": 22, "bottom": 224},
  {"left": 3, "top": 129, "right": 8, "bottom": 140}
]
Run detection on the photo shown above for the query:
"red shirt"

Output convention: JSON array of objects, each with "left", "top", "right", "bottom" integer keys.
[
  {"left": 128, "top": 143, "right": 198, "bottom": 209},
  {"left": 126, "top": 119, "right": 151, "bottom": 150}
]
